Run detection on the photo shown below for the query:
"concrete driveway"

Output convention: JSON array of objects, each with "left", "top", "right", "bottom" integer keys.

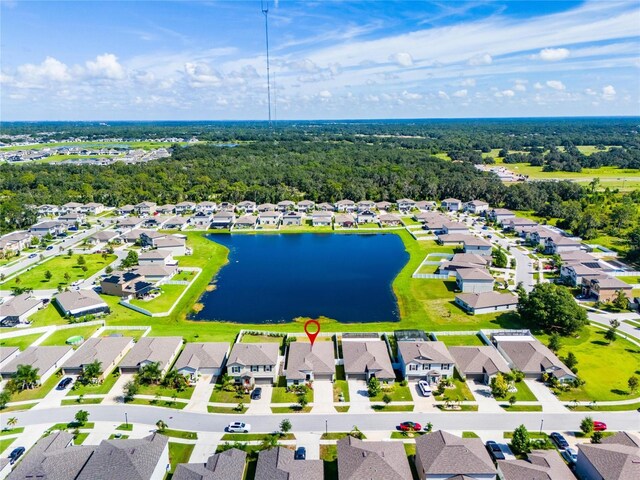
[
  {"left": 246, "top": 384, "right": 273, "bottom": 414},
  {"left": 185, "top": 375, "right": 215, "bottom": 413},
  {"left": 311, "top": 380, "right": 334, "bottom": 414},
  {"left": 101, "top": 373, "right": 135, "bottom": 405},
  {"left": 524, "top": 379, "right": 567, "bottom": 413},
  {"left": 33, "top": 375, "right": 79, "bottom": 409},
  {"left": 409, "top": 381, "right": 436, "bottom": 413},
  {"left": 466, "top": 380, "right": 503, "bottom": 413},
  {"left": 347, "top": 380, "right": 372, "bottom": 413}
]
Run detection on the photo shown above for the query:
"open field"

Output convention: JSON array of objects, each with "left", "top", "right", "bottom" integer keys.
[{"left": 1, "top": 253, "right": 116, "bottom": 290}]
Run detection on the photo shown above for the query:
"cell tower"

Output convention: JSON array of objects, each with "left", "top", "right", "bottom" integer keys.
[{"left": 261, "top": 0, "right": 272, "bottom": 127}]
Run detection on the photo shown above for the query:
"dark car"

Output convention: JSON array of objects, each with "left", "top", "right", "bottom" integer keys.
[
  {"left": 28, "top": 253, "right": 37, "bottom": 259},
  {"left": 251, "top": 387, "right": 262, "bottom": 400},
  {"left": 56, "top": 377, "right": 73, "bottom": 390},
  {"left": 9, "top": 447, "right": 25, "bottom": 465},
  {"left": 46, "top": 245, "right": 54, "bottom": 251},
  {"left": 398, "top": 421, "right": 421, "bottom": 432},
  {"left": 294, "top": 447, "right": 306, "bottom": 460},
  {"left": 485, "top": 441, "right": 506, "bottom": 461},
  {"left": 550, "top": 432, "right": 569, "bottom": 450}
]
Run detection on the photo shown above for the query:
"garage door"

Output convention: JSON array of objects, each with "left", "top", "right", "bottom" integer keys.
[
  {"left": 347, "top": 373, "right": 367, "bottom": 381},
  {"left": 315, "top": 374, "right": 334, "bottom": 381},
  {"left": 254, "top": 377, "right": 273, "bottom": 385},
  {"left": 119, "top": 367, "right": 139, "bottom": 374}
]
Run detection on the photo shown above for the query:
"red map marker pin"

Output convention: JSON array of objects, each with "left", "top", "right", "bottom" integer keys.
[{"left": 304, "top": 319, "right": 320, "bottom": 347}]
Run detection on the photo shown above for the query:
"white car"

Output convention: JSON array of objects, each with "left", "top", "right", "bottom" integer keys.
[
  {"left": 226, "top": 422, "right": 251, "bottom": 433},
  {"left": 418, "top": 380, "right": 432, "bottom": 397}
]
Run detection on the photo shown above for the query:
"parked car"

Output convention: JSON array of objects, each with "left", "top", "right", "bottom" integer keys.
[
  {"left": 550, "top": 432, "right": 569, "bottom": 449},
  {"left": 418, "top": 380, "right": 431, "bottom": 397},
  {"left": 398, "top": 421, "right": 421, "bottom": 432},
  {"left": 485, "top": 441, "right": 505, "bottom": 461},
  {"left": 56, "top": 377, "right": 73, "bottom": 390},
  {"left": 593, "top": 421, "right": 607, "bottom": 431},
  {"left": 46, "top": 245, "right": 54, "bottom": 251},
  {"left": 9, "top": 447, "right": 25, "bottom": 465},
  {"left": 226, "top": 422, "right": 251, "bottom": 433},
  {"left": 294, "top": 447, "right": 306, "bottom": 460},
  {"left": 251, "top": 387, "right": 262, "bottom": 400},
  {"left": 562, "top": 447, "right": 578, "bottom": 465},
  {"left": 28, "top": 253, "right": 37, "bottom": 259}
]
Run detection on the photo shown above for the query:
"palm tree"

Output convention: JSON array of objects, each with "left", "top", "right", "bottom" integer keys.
[
  {"left": 14, "top": 364, "right": 40, "bottom": 391},
  {"left": 138, "top": 362, "right": 162, "bottom": 385},
  {"left": 82, "top": 360, "right": 102, "bottom": 384},
  {"left": 6, "top": 417, "right": 17, "bottom": 430}
]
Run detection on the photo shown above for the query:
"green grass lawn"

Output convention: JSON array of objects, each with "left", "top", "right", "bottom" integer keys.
[
  {"left": 271, "top": 381, "right": 314, "bottom": 403},
  {"left": 0, "top": 333, "right": 44, "bottom": 350},
  {"left": 74, "top": 433, "right": 89, "bottom": 445},
  {"left": 100, "top": 329, "right": 147, "bottom": 341},
  {"left": 67, "top": 372, "right": 119, "bottom": 396},
  {"left": 435, "top": 374, "right": 475, "bottom": 402},
  {"left": 221, "top": 433, "right": 295, "bottom": 441},
  {"left": 136, "top": 383, "right": 194, "bottom": 400},
  {"left": 126, "top": 398, "right": 186, "bottom": 409},
  {"left": 130, "top": 284, "right": 187, "bottom": 313},
  {"left": 538, "top": 327, "right": 640, "bottom": 401},
  {"left": 10, "top": 371, "right": 63, "bottom": 402},
  {"left": 372, "top": 404, "right": 414, "bottom": 412},
  {"left": 27, "top": 304, "right": 69, "bottom": 326},
  {"left": 240, "top": 334, "right": 284, "bottom": 344},
  {"left": 501, "top": 404, "right": 543, "bottom": 412},
  {"left": 209, "top": 386, "right": 251, "bottom": 404},
  {"left": 160, "top": 428, "right": 198, "bottom": 440},
  {"left": 167, "top": 442, "right": 195, "bottom": 474},
  {"left": 61, "top": 398, "right": 102, "bottom": 406},
  {"left": 437, "top": 334, "right": 486, "bottom": 346},
  {"left": 370, "top": 383, "right": 412, "bottom": 402},
  {"left": 271, "top": 406, "right": 312, "bottom": 413},
  {"left": 173, "top": 270, "right": 197, "bottom": 282},
  {"left": 335, "top": 406, "right": 350, "bottom": 412},
  {"left": 568, "top": 402, "right": 640, "bottom": 411},
  {"left": 0, "top": 428, "right": 24, "bottom": 437},
  {"left": 116, "top": 423, "right": 133, "bottom": 431},
  {"left": 50, "top": 422, "right": 95, "bottom": 430},
  {"left": 207, "top": 405, "right": 248, "bottom": 414},
  {"left": 2, "top": 253, "right": 116, "bottom": 290},
  {"left": 495, "top": 381, "right": 538, "bottom": 402},
  {"left": 333, "top": 380, "right": 350, "bottom": 402},
  {"left": 39, "top": 325, "right": 99, "bottom": 347},
  {"left": 618, "top": 276, "right": 640, "bottom": 285},
  {"left": 462, "top": 432, "right": 480, "bottom": 438},
  {"left": 0, "top": 437, "right": 16, "bottom": 454},
  {"left": 0, "top": 403, "right": 37, "bottom": 413}
]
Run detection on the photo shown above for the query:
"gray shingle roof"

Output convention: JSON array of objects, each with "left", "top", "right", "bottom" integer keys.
[
  {"left": 119, "top": 337, "right": 182, "bottom": 370},
  {"left": 285, "top": 342, "right": 335, "bottom": 380},
  {"left": 0, "top": 293, "right": 42, "bottom": 318},
  {"left": 337, "top": 436, "right": 413, "bottom": 480},
  {"left": 456, "top": 268, "right": 494, "bottom": 281},
  {"left": 1, "top": 346, "right": 72, "bottom": 377},
  {"left": 415, "top": 431, "right": 496, "bottom": 476},
  {"left": 577, "top": 432, "right": 640, "bottom": 480},
  {"left": 0, "top": 346, "right": 19, "bottom": 365},
  {"left": 55, "top": 289, "right": 108, "bottom": 314},
  {"left": 173, "top": 448, "right": 247, "bottom": 480},
  {"left": 255, "top": 447, "right": 323, "bottom": 480},
  {"left": 342, "top": 340, "right": 394, "bottom": 379},
  {"left": 63, "top": 336, "right": 133, "bottom": 371},
  {"left": 398, "top": 341, "right": 455, "bottom": 365},
  {"left": 449, "top": 346, "right": 511, "bottom": 378},
  {"left": 455, "top": 292, "right": 518, "bottom": 309},
  {"left": 498, "top": 449, "right": 574, "bottom": 480},
  {"left": 174, "top": 343, "right": 229, "bottom": 372},
  {"left": 227, "top": 343, "right": 279, "bottom": 367},
  {"left": 494, "top": 337, "right": 575, "bottom": 379}
]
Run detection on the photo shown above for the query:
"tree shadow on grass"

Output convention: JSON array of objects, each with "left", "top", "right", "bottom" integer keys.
[
  {"left": 611, "top": 389, "right": 630, "bottom": 397},
  {"left": 590, "top": 340, "right": 609, "bottom": 346}
]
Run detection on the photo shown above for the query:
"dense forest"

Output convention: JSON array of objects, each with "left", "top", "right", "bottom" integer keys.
[{"left": 0, "top": 120, "right": 639, "bottom": 259}]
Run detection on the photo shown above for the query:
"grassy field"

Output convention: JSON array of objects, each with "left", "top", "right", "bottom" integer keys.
[
  {"left": 209, "top": 386, "right": 251, "bottom": 404},
  {"left": 127, "top": 398, "right": 186, "bottom": 409},
  {"left": 494, "top": 381, "right": 537, "bottom": 402},
  {"left": 0, "top": 438, "right": 16, "bottom": 454},
  {"left": 39, "top": 325, "right": 99, "bottom": 346},
  {"left": 129, "top": 284, "right": 187, "bottom": 313},
  {"left": 99, "top": 329, "right": 148, "bottom": 341},
  {"left": 1, "top": 253, "right": 116, "bottom": 290},
  {"left": 370, "top": 383, "right": 412, "bottom": 402},
  {"left": 0, "top": 333, "right": 44, "bottom": 350},
  {"left": 435, "top": 375, "right": 475, "bottom": 402},
  {"left": 538, "top": 327, "right": 640, "bottom": 401},
  {"left": 167, "top": 442, "right": 195, "bottom": 474}
]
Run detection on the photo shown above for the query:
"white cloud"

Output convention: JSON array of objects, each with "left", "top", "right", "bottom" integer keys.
[
  {"left": 85, "top": 53, "right": 125, "bottom": 79},
  {"left": 438, "top": 90, "right": 449, "bottom": 100},
  {"left": 402, "top": 90, "right": 422, "bottom": 100},
  {"left": 495, "top": 89, "right": 515, "bottom": 97},
  {"left": 452, "top": 89, "right": 468, "bottom": 98},
  {"left": 538, "top": 47, "right": 570, "bottom": 61},
  {"left": 602, "top": 84, "right": 616, "bottom": 99},
  {"left": 468, "top": 53, "right": 492, "bottom": 65},
  {"left": 389, "top": 52, "right": 413, "bottom": 67},
  {"left": 184, "top": 62, "right": 221, "bottom": 86},
  {"left": 546, "top": 80, "right": 566, "bottom": 90},
  {"left": 534, "top": 82, "right": 544, "bottom": 89},
  {"left": 458, "top": 78, "right": 476, "bottom": 87},
  {"left": 514, "top": 84, "right": 526, "bottom": 92},
  {"left": 17, "top": 56, "right": 72, "bottom": 83},
  {"left": 319, "top": 90, "right": 332, "bottom": 98},
  {"left": 584, "top": 88, "right": 597, "bottom": 96}
]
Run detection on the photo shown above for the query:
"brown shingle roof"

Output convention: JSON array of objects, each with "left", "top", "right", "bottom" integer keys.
[
  {"left": 285, "top": 342, "right": 335, "bottom": 381},
  {"left": 337, "top": 436, "right": 413, "bottom": 480},
  {"left": 415, "top": 431, "right": 496, "bottom": 476}
]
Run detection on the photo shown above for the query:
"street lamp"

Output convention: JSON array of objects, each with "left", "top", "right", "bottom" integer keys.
[
  {"left": 539, "top": 418, "right": 544, "bottom": 434},
  {"left": 125, "top": 412, "right": 128, "bottom": 429},
  {"left": 325, "top": 420, "right": 328, "bottom": 435}
]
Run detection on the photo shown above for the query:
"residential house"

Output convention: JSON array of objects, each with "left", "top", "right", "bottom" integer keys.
[
  {"left": 560, "top": 263, "right": 600, "bottom": 287},
  {"left": 505, "top": 217, "right": 538, "bottom": 231},
  {"left": 0, "top": 346, "right": 73, "bottom": 383},
  {"left": 498, "top": 449, "right": 574, "bottom": 480},
  {"left": 581, "top": 275, "right": 633, "bottom": 302},
  {"left": 139, "top": 230, "right": 168, "bottom": 247},
  {"left": 174, "top": 448, "right": 246, "bottom": 480},
  {"left": 117, "top": 204, "right": 135, "bottom": 216},
  {"left": 415, "top": 430, "right": 497, "bottom": 480},
  {"left": 116, "top": 216, "right": 146, "bottom": 233},
  {"left": 545, "top": 234, "right": 582, "bottom": 254},
  {"left": 81, "top": 202, "right": 105, "bottom": 215},
  {"left": 416, "top": 200, "right": 437, "bottom": 211},
  {"left": 379, "top": 213, "right": 402, "bottom": 226},
  {"left": 156, "top": 204, "right": 176, "bottom": 215},
  {"left": 236, "top": 201, "right": 256, "bottom": 214},
  {"left": 30, "top": 221, "right": 66, "bottom": 236},
  {"left": 455, "top": 291, "right": 518, "bottom": 315},
  {"left": 375, "top": 200, "right": 393, "bottom": 211},
  {"left": 560, "top": 250, "right": 597, "bottom": 263},
  {"left": 135, "top": 201, "right": 157, "bottom": 216},
  {"left": 488, "top": 208, "right": 515, "bottom": 224},
  {"left": 442, "top": 221, "right": 469, "bottom": 235},
  {"left": 438, "top": 260, "right": 490, "bottom": 275},
  {"left": 449, "top": 346, "right": 511, "bottom": 384},
  {"left": 0, "top": 293, "right": 44, "bottom": 326},
  {"left": 450, "top": 252, "right": 489, "bottom": 266},
  {"left": 463, "top": 236, "right": 493, "bottom": 256},
  {"left": 285, "top": 341, "right": 335, "bottom": 385},
  {"left": 356, "top": 200, "right": 375, "bottom": 213},
  {"left": 257, "top": 203, "right": 277, "bottom": 212},
  {"left": 174, "top": 342, "right": 230, "bottom": 382},
  {"left": 119, "top": 336, "right": 183, "bottom": 376},
  {"left": 311, "top": 211, "right": 333, "bottom": 227},
  {"left": 139, "top": 249, "right": 175, "bottom": 266},
  {"left": 218, "top": 202, "right": 236, "bottom": 212},
  {"left": 356, "top": 210, "right": 378, "bottom": 224},
  {"left": 297, "top": 200, "right": 315, "bottom": 212},
  {"left": 61, "top": 201, "right": 84, "bottom": 214},
  {"left": 58, "top": 212, "right": 86, "bottom": 225},
  {"left": 0, "top": 347, "right": 20, "bottom": 369},
  {"left": 396, "top": 198, "right": 416, "bottom": 212},
  {"left": 492, "top": 333, "right": 577, "bottom": 383},
  {"left": 281, "top": 211, "right": 303, "bottom": 226},
  {"left": 144, "top": 216, "right": 170, "bottom": 229},
  {"left": 258, "top": 210, "right": 281, "bottom": 226},
  {"left": 341, "top": 339, "right": 394, "bottom": 381},
  {"left": 62, "top": 336, "right": 134, "bottom": 380},
  {"left": 335, "top": 199, "right": 356, "bottom": 212},
  {"left": 197, "top": 201, "right": 217, "bottom": 215},
  {"left": 256, "top": 447, "right": 323, "bottom": 480},
  {"left": 87, "top": 230, "right": 120, "bottom": 246},
  {"left": 464, "top": 200, "right": 489, "bottom": 214},
  {"left": 54, "top": 289, "right": 109, "bottom": 317},
  {"left": 337, "top": 436, "right": 413, "bottom": 480},
  {"left": 575, "top": 431, "right": 640, "bottom": 480},
  {"left": 277, "top": 200, "right": 296, "bottom": 212},
  {"left": 441, "top": 198, "right": 463, "bottom": 212},
  {"left": 0, "top": 231, "right": 32, "bottom": 254},
  {"left": 132, "top": 265, "right": 177, "bottom": 283},
  {"left": 175, "top": 201, "right": 196, "bottom": 214},
  {"left": 334, "top": 213, "right": 356, "bottom": 228},
  {"left": 164, "top": 216, "right": 188, "bottom": 230},
  {"left": 189, "top": 211, "right": 213, "bottom": 228},
  {"left": 397, "top": 341, "right": 455, "bottom": 384},
  {"left": 211, "top": 212, "right": 236, "bottom": 229},
  {"left": 37, "top": 204, "right": 59, "bottom": 217},
  {"left": 235, "top": 215, "right": 258, "bottom": 229},
  {"left": 455, "top": 268, "right": 494, "bottom": 293},
  {"left": 226, "top": 342, "right": 279, "bottom": 386},
  {"left": 8, "top": 431, "right": 169, "bottom": 480},
  {"left": 316, "top": 202, "right": 334, "bottom": 211}
]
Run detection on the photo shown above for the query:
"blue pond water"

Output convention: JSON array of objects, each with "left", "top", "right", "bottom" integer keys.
[{"left": 192, "top": 233, "right": 408, "bottom": 324}]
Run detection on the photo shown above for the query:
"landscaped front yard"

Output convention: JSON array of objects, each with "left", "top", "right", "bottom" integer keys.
[
  {"left": 209, "top": 385, "right": 251, "bottom": 404},
  {"left": 136, "top": 383, "right": 194, "bottom": 400},
  {"left": 369, "top": 382, "right": 412, "bottom": 402},
  {"left": 434, "top": 375, "right": 475, "bottom": 402},
  {"left": 167, "top": 442, "right": 195, "bottom": 474},
  {"left": 67, "top": 372, "right": 120, "bottom": 396},
  {"left": 9, "top": 370, "right": 62, "bottom": 402}
]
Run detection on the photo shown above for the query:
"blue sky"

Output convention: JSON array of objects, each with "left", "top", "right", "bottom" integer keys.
[{"left": 1, "top": 0, "right": 639, "bottom": 120}]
